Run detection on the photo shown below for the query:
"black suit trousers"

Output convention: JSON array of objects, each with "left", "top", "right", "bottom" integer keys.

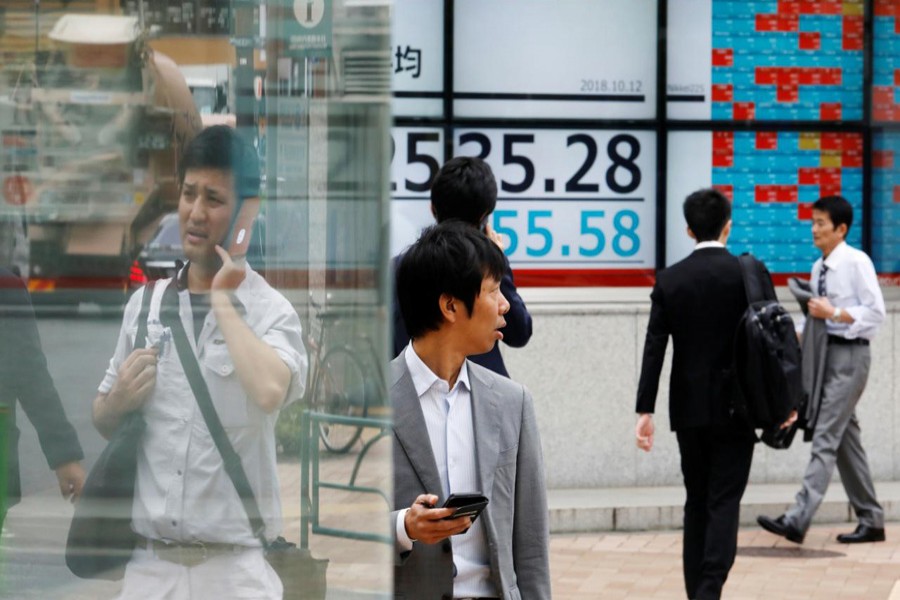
[{"left": 676, "top": 426, "right": 754, "bottom": 600}]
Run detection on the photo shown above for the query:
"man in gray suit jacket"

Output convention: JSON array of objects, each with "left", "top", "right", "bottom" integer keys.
[{"left": 391, "top": 221, "right": 550, "bottom": 600}]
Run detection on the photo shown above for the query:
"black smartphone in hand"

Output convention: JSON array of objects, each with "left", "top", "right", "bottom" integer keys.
[{"left": 441, "top": 492, "right": 489, "bottom": 523}]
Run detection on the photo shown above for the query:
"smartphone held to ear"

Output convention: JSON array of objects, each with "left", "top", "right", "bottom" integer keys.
[
  {"left": 441, "top": 492, "right": 489, "bottom": 523},
  {"left": 225, "top": 197, "right": 260, "bottom": 259}
]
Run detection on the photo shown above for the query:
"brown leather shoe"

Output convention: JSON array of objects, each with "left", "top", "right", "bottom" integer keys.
[
  {"left": 757, "top": 514, "right": 805, "bottom": 544},
  {"left": 836, "top": 525, "right": 885, "bottom": 544}
]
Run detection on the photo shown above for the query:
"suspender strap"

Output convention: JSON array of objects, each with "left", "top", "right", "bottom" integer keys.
[{"left": 158, "top": 280, "right": 269, "bottom": 547}]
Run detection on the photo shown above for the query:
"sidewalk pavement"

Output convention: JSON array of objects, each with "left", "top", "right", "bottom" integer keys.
[
  {"left": 548, "top": 482, "right": 900, "bottom": 533},
  {"left": 3, "top": 427, "right": 899, "bottom": 599},
  {"left": 551, "top": 525, "right": 900, "bottom": 599}
]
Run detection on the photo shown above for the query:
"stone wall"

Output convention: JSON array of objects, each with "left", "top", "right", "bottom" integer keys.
[{"left": 501, "top": 289, "right": 900, "bottom": 490}]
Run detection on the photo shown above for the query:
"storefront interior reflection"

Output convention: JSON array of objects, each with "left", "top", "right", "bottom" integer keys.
[{"left": 0, "top": 1, "right": 391, "bottom": 598}]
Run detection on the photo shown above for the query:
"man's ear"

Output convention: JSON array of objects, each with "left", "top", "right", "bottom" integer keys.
[
  {"left": 686, "top": 227, "right": 697, "bottom": 241},
  {"left": 439, "top": 293, "right": 458, "bottom": 323},
  {"left": 719, "top": 219, "right": 733, "bottom": 244},
  {"left": 836, "top": 222, "right": 849, "bottom": 240}
]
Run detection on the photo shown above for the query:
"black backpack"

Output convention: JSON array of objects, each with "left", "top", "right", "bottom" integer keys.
[{"left": 733, "top": 254, "right": 802, "bottom": 439}]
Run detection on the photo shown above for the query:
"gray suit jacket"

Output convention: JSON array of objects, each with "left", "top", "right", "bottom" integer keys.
[
  {"left": 788, "top": 277, "right": 828, "bottom": 441},
  {"left": 390, "top": 355, "right": 551, "bottom": 600}
]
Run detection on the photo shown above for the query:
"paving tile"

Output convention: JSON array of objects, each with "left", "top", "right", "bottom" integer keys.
[
  {"left": 548, "top": 523, "right": 899, "bottom": 600},
  {"left": 3, "top": 427, "right": 898, "bottom": 600}
]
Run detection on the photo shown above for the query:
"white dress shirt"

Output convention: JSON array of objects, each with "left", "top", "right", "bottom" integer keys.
[
  {"left": 395, "top": 343, "right": 495, "bottom": 599},
  {"left": 694, "top": 241, "right": 725, "bottom": 250},
  {"left": 800, "top": 241, "right": 885, "bottom": 340},
  {"left": 99, "top": 266, "right": 307, "bottom": 546}
]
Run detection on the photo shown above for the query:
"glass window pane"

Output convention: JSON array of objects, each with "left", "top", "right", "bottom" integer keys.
[
  {"left": 667, "top": 130, "right": 862, "bottom": 275},
  {"left": 872, "top": 1, "right": 900, "bottom": 122},
  {"left": 391, "top": 0, "right": 444, "bottom": 118},
  {"left": 454, "top": 0, "right": 658, "bottom": 120},
  {"left": 454, "top": 128, "right": 657, "bottom": 286},
  {"left": 389, "top": 126, "right": 445, "bottom": 255},
  {"left": 873, "top": 132, "right": 900, "bottom": 276},
  {"left": 668, "top": 0, "right": 864, "bottom": 121},
  {"left": 0, "top": 2, "right": 392, "bottom": 598}
]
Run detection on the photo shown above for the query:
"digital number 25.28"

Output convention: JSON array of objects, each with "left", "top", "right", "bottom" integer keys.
[
  {"left": 459, "top": 132, "right": 641, "bottom": 195},
  {"left": 493, "top": 209, "right": 641, "bottom": 258}
]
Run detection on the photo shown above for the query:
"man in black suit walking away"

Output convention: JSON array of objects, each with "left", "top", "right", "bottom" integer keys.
[{"left": 634, "top": 188, "right": 775, "bottom": 600}]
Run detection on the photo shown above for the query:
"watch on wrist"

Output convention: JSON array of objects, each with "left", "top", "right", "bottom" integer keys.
[{"left": 831, "top": 307, "right": 842, "bottom": 322}]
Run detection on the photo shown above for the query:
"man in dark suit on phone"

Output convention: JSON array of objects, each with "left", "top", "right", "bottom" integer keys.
[
  {"left": 391, "top": 156, "right": 532, "bottom": 378},
  {"left": 634, "top": 188, "right": 777, "bottom": 600}
]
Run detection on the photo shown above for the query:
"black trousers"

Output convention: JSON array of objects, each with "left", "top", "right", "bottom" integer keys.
[{"left": 676, "top": 426, "right": 755, "bottom": 600}]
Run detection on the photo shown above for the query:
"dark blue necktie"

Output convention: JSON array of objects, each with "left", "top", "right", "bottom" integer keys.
[{"left": 818, "top": 264, "right": 828, "bottom": 297}]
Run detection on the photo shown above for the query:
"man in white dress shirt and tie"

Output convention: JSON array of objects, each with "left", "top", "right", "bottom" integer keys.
[
  {"left": 390, "top": 221, "right": 550, "bottom": 600},
  {"left": 758, "top": 195, "right": 886, "bottom": 545}
]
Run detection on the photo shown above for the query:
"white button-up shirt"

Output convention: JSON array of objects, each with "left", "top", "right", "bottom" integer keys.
[
  {"left": 395, "top": 344, "right": 494, "bottom": 599},
  {"left": 694, "top": 241, "right": 725, "bottom": 250},
  {"left": 802, "top": 241, "right": 886, "bottom": 340},
  {"left": 99, "top": 266, "right": 307, "bottom": 546}
]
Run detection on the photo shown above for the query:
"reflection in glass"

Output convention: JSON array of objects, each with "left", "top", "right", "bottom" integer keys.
[{"left": 0, "top": 1, "right": 391, "bottom": 598}]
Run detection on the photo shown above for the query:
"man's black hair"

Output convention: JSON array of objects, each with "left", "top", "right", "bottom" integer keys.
[
  {"left": 683, "top": 188, "right": 732, "bottom": 242},
  {"left": 397, "top": 220, "right": 506, "bottom": 340},
  {"left": 431, "top": 157, "right": 498, "bottom": 226},
  {"left": 812, "top": 195, "right": 853, "bottom": 237},
  {"left": 178, "top": 125, "right": 260, "bottom": 200}
]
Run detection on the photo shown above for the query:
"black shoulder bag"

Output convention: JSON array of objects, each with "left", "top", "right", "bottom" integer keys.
[
  {"left": 66, "top": 281, "right": 155, "bottom": 580},
  {"left": 735, "top": 255, "right": 803, "bottom": 449},
  {"left": 159, "top": 282, "right": 327, "bottom": 599}
]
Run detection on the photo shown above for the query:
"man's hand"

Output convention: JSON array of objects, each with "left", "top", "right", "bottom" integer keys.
[
  {"left": 404, "top": 494, "right": 472, "bottom": 545},
  {"left": 780, "top": 410, "right": 798, "bottom": 430},
  {"left": 484, "top": 223, "right": 505, "bottom": 250},
  {"left": 807, "top": 297, "right": 835, "bottom": 320},
  {"left": 636, "top": 413, "right": 654, "bottom": 452},
  {"left": 95, "top": 347, "right": 158, "bottom": 438},
  {"left": 212, "top": 245, "right": 247, "bottom": 293},
  {"left": 55, "top": 461, "right": 86, "bottom": 503},
  {"left": 107, "top": 347, "right": 158, "bottom": 415}
]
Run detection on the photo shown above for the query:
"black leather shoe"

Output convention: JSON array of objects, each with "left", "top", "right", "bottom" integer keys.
[
  {"left": 757, "top": 514, "right": 805, "bottom": 544},
  {"left": 836, "top": 525, "right": 885, "bottom": 544}
]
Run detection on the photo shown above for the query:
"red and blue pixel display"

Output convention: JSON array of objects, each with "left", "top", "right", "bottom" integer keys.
[
  {"left": 873, "top": 0, "right": 900, "bottom": 120},
  {"left": 873, "top": 133, "right": 900, "bottom": 274},
  {"left": 712, "top": 0, "right": 864, "bottom": 121},
  {"left": 712, "top": 131, "right": 863, "bottom": 273}
]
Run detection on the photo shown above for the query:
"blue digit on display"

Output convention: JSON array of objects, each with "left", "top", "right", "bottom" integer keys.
[
  {"left": 526, "top": 210, "right": 553, "bottom": 257},
  {"left": 579, "top": 210, "right": 606, "bottom": 257},
  {"left": 493, "top": 209, "right": 518, "bottom": 256},
  {"left": 613, "top": 210, "right": 640, "bottom": 257}
]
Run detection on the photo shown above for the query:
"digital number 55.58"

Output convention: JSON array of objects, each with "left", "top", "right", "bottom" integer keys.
[{"left": 493, "top": 208, "right": 641, "bottom": 260}]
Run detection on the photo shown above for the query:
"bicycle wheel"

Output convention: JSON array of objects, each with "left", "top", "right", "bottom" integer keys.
[{"left": 312, "top": 347, "right": 368, "bottom": 453}]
